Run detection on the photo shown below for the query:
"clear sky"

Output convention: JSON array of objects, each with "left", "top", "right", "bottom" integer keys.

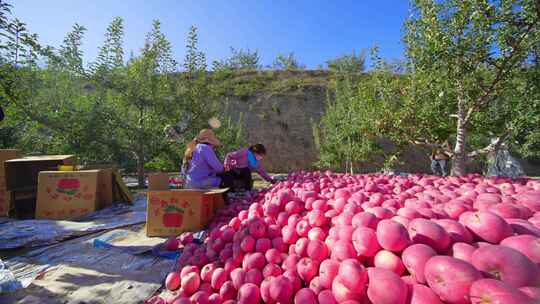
[{"left": 12, "top": 0, "right": 410, "bottom": 69}]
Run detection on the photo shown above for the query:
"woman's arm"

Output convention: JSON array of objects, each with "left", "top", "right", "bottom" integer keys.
[{"left": 255, "top": 163, "right": 275, "bottom": 183}]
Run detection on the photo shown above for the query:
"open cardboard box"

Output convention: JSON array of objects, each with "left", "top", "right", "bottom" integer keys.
[
  {"left": 146, "top": 188, "right": 227, "bottom": 237},
  {"left": 0, "top": 149, "right": 20, "bottom": 216}
]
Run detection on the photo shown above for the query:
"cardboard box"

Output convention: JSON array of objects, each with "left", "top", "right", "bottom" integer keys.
[
  {"left": 146, "top": 189, "right": 227, "bottom": 237},
  {"left": 4, "top": 155, "right": 77, "bottom": 191},
  {"left": 205, "top": 188, "right": 227, "bottom": 212},
  {"left": 35, "top": 170, "right": 99, "bottom": 220},
  {"left": 0, "top": 179, "right": 10, "bottom": 217},
  {"left": 148, "top": 173, "right": 169, "bottom": 191},
  {"left": 0, "top": 149, "right": 20, "bottom": 177},
  {"left": 96, "top": 168, "right": 113, "bottom": 209}
]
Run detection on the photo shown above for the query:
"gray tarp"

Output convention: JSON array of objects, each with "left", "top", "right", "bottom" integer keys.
[
  {"left": 0, "top": 196, "right": 147, "bottom": 251},
  {"left": 0, "top": 194, "right": 176, "bottom": 303}
]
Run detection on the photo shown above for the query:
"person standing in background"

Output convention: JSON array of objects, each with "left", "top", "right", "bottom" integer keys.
[{"left": 431, "top": 140, "right": 451, "bottom": 176}]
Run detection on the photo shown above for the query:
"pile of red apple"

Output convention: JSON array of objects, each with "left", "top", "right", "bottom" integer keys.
[{"left": 155, "top": 172, "right": 540, "bottom": 304}]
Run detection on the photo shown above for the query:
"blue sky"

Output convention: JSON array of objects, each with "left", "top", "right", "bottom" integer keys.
[{"left": 12, "top": 0, "right": 410, "bottom": 69}]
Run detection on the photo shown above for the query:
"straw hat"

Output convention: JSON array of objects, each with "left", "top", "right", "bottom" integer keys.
[{"left": 196, "top": 129, "right": 221, "bottom": 146}]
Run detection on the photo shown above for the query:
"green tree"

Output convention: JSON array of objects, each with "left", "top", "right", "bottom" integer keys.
[
  {"left": 272, "top": 52, "right": 304, "bottom": 70},
  {"left": 401, "top": 0, "right": 540, "bottom": 175},
  {"left": 332, "top": 0, "right": 540, "bottom": 175},
  {"left": 213, "top": 47, "right": 260, "bottom": 70},
  {"left": 327, "top": 50, "right": 366, "bottom": 77}
]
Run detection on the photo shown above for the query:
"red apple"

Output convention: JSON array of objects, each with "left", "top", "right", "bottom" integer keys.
[
  {"left": 352, "top": 227, "right": 381, "bottom": 257},
  {"left": 408, "top": 284, "right": 443, "bottom": 304},
  {"left": 295, "top": 288, "right": 317, "bottom": 304},
  {"left": 471, "top": 245, "right": 539, "bottom": 288},
  {"left": 332, "top": 240, "right": 356, "bottom": 261},
  {"left": 451, "top": 242, "right": 477, "bottom": 264},
  {"left": 307, "top": 239, "right": 330, "bottom": 262},
  {"left": 318, "top": 289, "right": 338, "bottom": 304},
  {"left": 219, "top": 281, "right": 237, "bottom": 302},
  {"left": 319, "top": 259, "right": 340, "bottom": 289},
  {"left": 376, "top": 220, "right": 410, "bottom": 252},
  {"left": 297, "top": 257, "right": 318, "bottom": 283},
  {"left": 469, "top": 279, "right": 534, "bottom": 304},
  {"left": 165, "top": 272, "right": 181, "bottom": 291},
  {"left": 460, "top": 211, "right": 513, "bottom": 244},
  {"left": 181, "top": 272, "right": 201, "bottom": 296},
  {"left": 230, "top": 268, "right": 246, "bottom": 290},
  {"left": 269, "top": 275, "right": 294, "bottom": 303},
  {"left": 401, "top": 244, "right": 437, "bottom": 284},
  {"left": 337, "top": 259, "right": 368, "bottom": 291},
  {"left": 500, "top": 235, "right": 540, "bottom": 264},
  {"left": 408, "top": 218, "right": 451, "bottom": 252},
  {"left": 424, "top": 256, "right": 481, "bottom": 304},
  {"left": 237, "top": 283, "right": 260, "bottom": 304},
  {"left": 435, "top": 219, "right": 474, "bottom": 244},
  {"left": 374, "top": 250, "right": 405, "bottom": 275},
  {"left": 366, "top": 267, "right": 408, "bottom": 304}
]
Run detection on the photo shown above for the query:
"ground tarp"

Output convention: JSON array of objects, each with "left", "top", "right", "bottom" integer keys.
[{"left": 0, "top": 194, "right": 176, "bottom": 304}]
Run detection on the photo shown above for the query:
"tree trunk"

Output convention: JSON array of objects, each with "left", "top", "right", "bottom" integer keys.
[
  {"left": 137, "top": 151, "right": 145, "bottom": 188},
  {"left": 452, "top": 99, "right": 467, "bottom": 176},
  {"left": 137, "top": 107, "right": 145, "bottom": 188}
]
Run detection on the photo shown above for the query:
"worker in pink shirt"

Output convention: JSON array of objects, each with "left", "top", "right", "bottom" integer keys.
[{"left": 222, "top": 144, "right": 276, "bottom": 191}]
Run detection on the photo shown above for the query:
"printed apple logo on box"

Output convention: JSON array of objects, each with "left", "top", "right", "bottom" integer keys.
[
  {"left": 57, "top": 178, "right": 80, "bottom": 195},
  {"left": 163, "top": 204, "right": 184, "bottom": 227}
]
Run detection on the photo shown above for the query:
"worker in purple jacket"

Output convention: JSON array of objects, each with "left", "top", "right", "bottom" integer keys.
[
  {"left": 181, "top": 129, "right": 224, "bottom": 189},
  {"left": 222, "top": 144, "right": 276, "bottom": 191}
]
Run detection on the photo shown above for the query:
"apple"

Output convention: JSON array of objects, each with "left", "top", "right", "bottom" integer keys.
[
  {"left": 295, "top": 288, "right": 317, "bottom": 304},
  {"left": 451, "top": 242, "right": 477, "bottom": 264},
  {"left": 471, "top": 245, "right": 539, "bottom": 288},
  {"left": 424, "top": 256, "right": 481, "bottom": 304},
  {"left": 332, "top": 240, "right": 356, "bottom": 261},
  {"left": 319, "top": 259, "right": 340, "bottom": 289},
  {"left": 352, "top": 227, "right": 381, "bottom": 257},
  {"left": 469, "top": 279, "right": 534, "bottom": 304},
  {"left": 460, "top": 211, "right": 513, "bottom": 244},
  {"left": 165, "top": 272, "right": 181, "bottom": 291},
  {"left": 366, "top": 267, "right": 407, "bottom": 304},
  {"left": 219, "top": 281, "right": 237, "bottom": 302},
  {"left": 318, "top": 289, "right": 338, "bottom": 304},
  {"left": 408, "top": 218, "right": 451, "bottom": 252},
  {"left": 181, "top": 272, "right": 201, "bottom": 296},
  {"left": 435, "top": 219, "right": 474, "bottom": 244},
  {"left": 269, "top": 275, "right": 294, "bottom": 303},
  {"left": 374, "top": 250, "right": 405, "bottom": 275},
  {"left": 376, "top": 220, "right": 410, "bottom": 252},
  {"left": 500, "top": 235, "right": 540, "bottom": 264},
  {"left": 408, "top": 284, "right": 443, "bottom": 304},
  {"left": 230, "top": 268, "right": 246, "bottom": 290},
  {"left": 297, "top": 257, "right": 318, "bottom": 283},
  {"left": 237, "top": 283, "right": 260, "bottom": 304},
  {"left": 337, "top": 259, "right": 368, "bottom": 291},
  {"left": 402, "top": 244, "right": 437, "bottom": 283}
]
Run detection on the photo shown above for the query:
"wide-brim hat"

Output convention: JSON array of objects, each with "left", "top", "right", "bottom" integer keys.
[{"left": 196, "top": 129, "right": 221, "bottom": 146}]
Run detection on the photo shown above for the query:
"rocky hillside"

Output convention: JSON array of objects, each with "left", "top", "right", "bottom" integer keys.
[{"left": 219, "top": 70, "right": 540, "bottom": 176}]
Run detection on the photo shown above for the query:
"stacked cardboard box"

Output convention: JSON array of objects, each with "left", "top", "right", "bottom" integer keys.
[{"left": 0, "top": 149, "right": 20, "bottom": 216}]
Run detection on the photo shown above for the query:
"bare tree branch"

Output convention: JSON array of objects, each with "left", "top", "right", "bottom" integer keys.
[{"left": 467, "top": 131, "right": 511, "bottom": 158}]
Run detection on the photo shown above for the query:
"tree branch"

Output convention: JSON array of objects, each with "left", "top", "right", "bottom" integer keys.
[
  {"left": 467, "top": 131, "right": 510, "bottom": 158},
  {"left": 464, "top": 21, "right": 537, "bottom": 125}
]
